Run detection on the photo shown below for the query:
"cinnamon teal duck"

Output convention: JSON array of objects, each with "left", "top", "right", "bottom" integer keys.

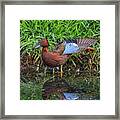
[{"left": 35, "top": 38, "right": 96, "bottom": 77}]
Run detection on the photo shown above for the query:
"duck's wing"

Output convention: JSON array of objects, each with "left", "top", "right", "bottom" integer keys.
[
  {"left": 63, "top": 42, "right": 80, "bottom": 54},
  {"left": 63, "top": 38, "right": 97, "bottom": 54},
  {"left": 76, "top": 38, "right": 96, "bottom": 49}
]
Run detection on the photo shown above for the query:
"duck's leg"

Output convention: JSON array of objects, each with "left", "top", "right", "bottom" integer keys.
[
  {"left": 53, "top": 68, "right": 55, "bottom": 78},
  {"left": 44, "top": 66, "right": 47, "bottom": 76},
  {"left": 60, "top": 65, "right": 63, "bottom": 78}
]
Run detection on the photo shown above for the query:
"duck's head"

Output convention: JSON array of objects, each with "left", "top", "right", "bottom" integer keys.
[{"left": 35, "top": 38, "right": 49, "bottom": 48}]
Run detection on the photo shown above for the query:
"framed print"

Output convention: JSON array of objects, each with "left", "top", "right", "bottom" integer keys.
[{"left": 0, "top": 0, "right": 119, "bottom": 119}]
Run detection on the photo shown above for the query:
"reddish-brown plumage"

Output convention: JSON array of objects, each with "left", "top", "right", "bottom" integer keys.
[
  {"left": 40, "top": 39, "right": 68, "bottom": 67},
  {"left": 37, "top": 38, "right": 96, "bottom": 68}
]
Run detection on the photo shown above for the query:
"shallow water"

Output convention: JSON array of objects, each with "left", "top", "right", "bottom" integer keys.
[{"left": 20, "top": 66, "right": 100, "bottom": 100}]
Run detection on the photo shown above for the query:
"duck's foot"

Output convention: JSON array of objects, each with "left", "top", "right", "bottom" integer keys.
[
  {"left": 57, "top": 71, "right": 63, "bottom": 78},
  {"left": 50, "top": 66, "right": 63, "bottom": 78}
]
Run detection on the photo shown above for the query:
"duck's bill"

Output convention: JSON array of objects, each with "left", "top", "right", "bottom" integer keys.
[{"left": 35, "top": 44, "right": 41, "bottom": 48}]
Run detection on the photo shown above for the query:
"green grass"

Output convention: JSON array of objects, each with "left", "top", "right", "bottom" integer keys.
[
  {"left": 20, "top": 20, "right": 100, "bottom": 100},
  {"left": 20, "top": 81, "right": 43, "bottom": 100},
  {"left": 20, "top": 20, "right": 100, "bottom": 54}
]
